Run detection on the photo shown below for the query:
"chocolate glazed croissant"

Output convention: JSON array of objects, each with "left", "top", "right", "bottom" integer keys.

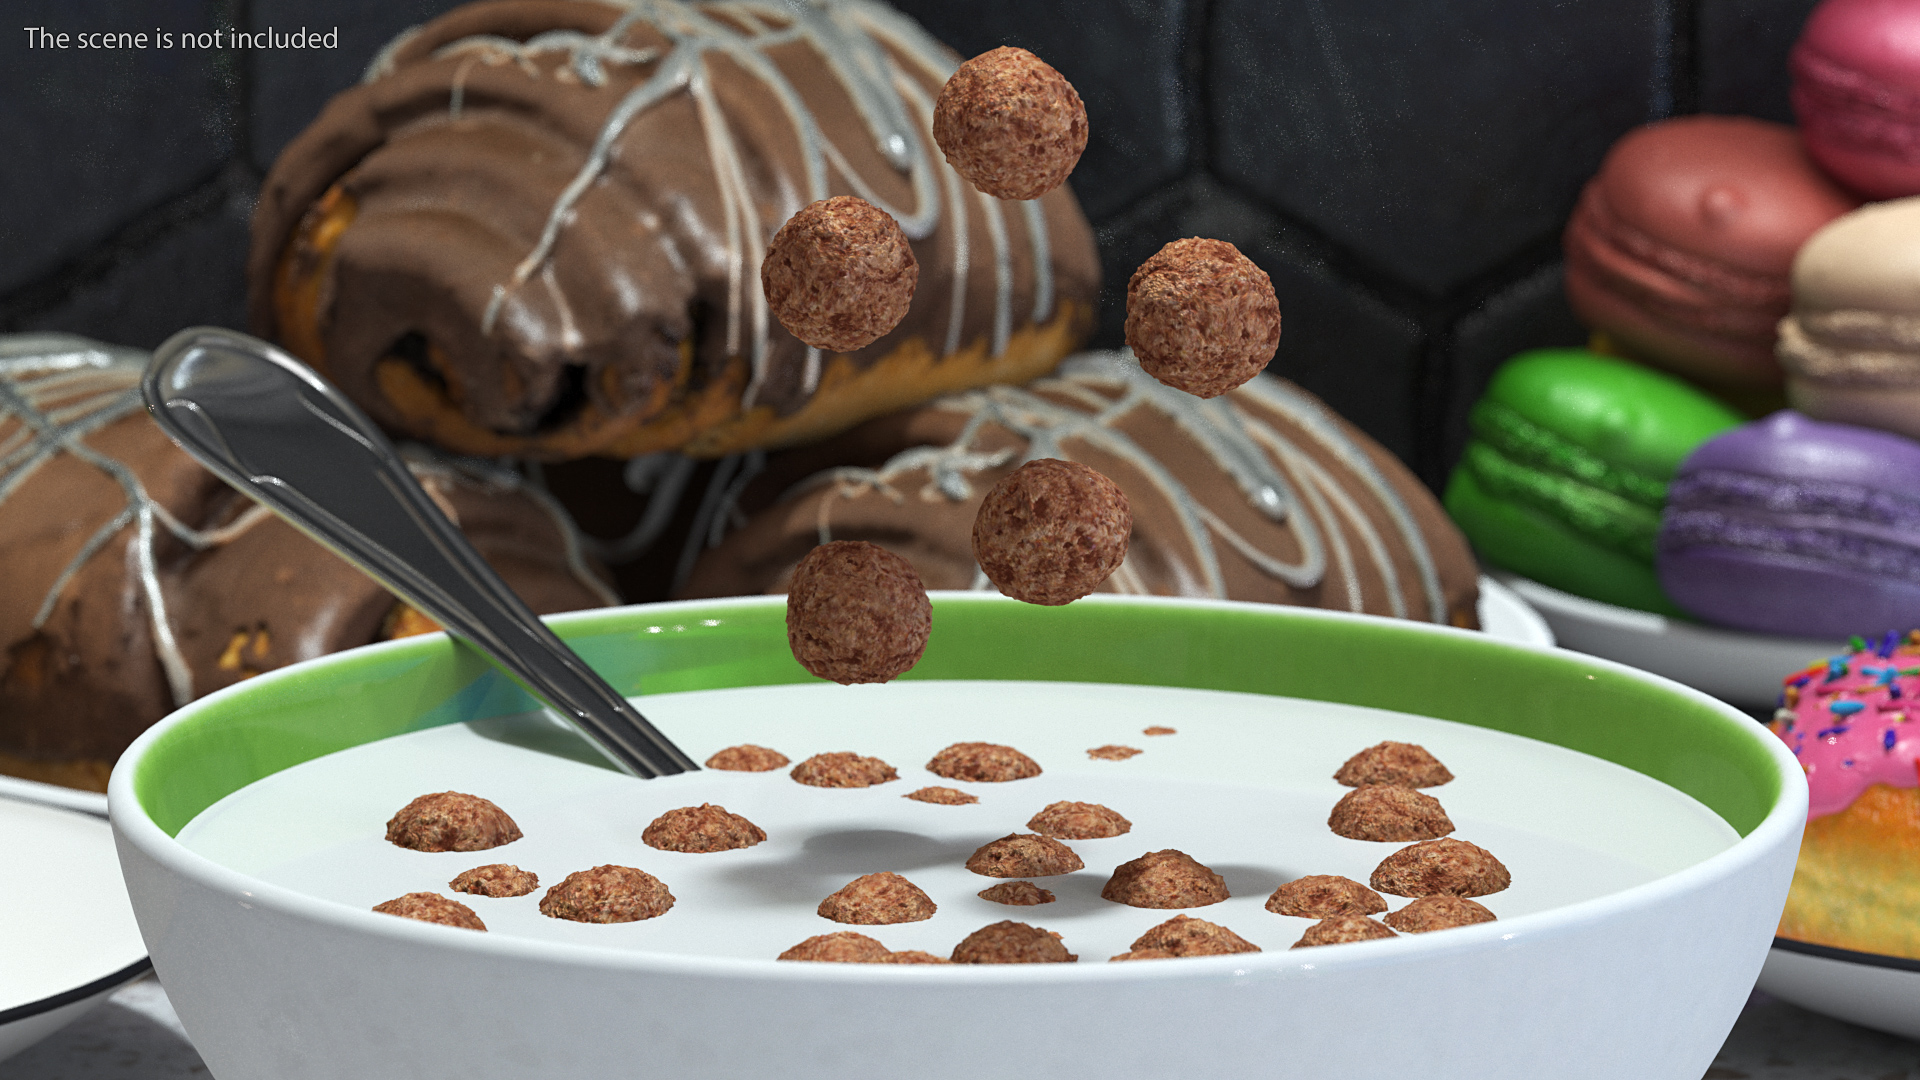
[
  {"left": 680, "top": 351, "right": 1482, "bottom": 626},
  {"left": 0, "top": 335, "right": 616, "bottom": 791},
  {"left": 249, "top": 0, "right": 1099, "bottom": 462}
]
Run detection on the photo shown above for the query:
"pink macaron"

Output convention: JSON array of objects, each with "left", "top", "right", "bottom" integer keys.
[{"left": 1792, "top": 0, "right": 1920, "bottom": 198}]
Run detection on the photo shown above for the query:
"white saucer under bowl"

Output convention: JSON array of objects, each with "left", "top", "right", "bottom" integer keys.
[
  {"left": 1491, "top": 572, "right": 1837, "bottom": 709},
  {"left": 0, "top": 797, "right": 151, "bottom": 1064},
  {"left": 1758, "top": 938, "right": 1920, "bottom": 1041},
  {"left": 1474, "top": 573, "right": 1554, "bottom": 647},
  {"left": 0, "top": 774, "right": 109, "bottom": 817}
]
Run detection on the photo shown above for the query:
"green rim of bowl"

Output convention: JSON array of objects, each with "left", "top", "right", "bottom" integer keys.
[{"left": 132, "top": 596, "right": 1782, "bottom": 838}]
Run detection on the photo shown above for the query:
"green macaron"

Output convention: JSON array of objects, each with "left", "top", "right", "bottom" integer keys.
[{"left": 1443, "top": 348, "right": 1743, "bottom": 615}]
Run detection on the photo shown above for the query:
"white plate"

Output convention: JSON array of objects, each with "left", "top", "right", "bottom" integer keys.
[
  {"left": 1492, "top": 572, "right": 1836, "bottom": 708},
  {"left": 0, "top": 798, "right": 150, "bottom": 1064},
  {"left": 0, "top": 774, "right": 109, "bottom": 817},
  {"left": 1757, "top": 939, "right": 1920, "bottom": 1041},
  {"left": 1475, "top": 573, "right": 1554, "bottom": 647}
]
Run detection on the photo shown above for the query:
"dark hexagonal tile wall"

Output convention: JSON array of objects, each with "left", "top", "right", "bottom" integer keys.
[
  {"left": 889, "top": 0, "right": 1193, "bottom": 222},
  {"left": 1439, "top": 263, "right": 1587, "bottom": 479},
  {"left": 1097, "top": 176, "right": 1425, "bottom": 462},
  {"left": 1209, "top": 0, "right": 1665, "bottom": 298},
  {"left": 249, "top": 0, "right": 463, "bottom": 173},
  {"left": 9, "top": 180, "right": 253, "bottom": 350},
  {"left": 1, "top": 0, "right": 234, "bottom": 295},
  {"left": 1694, "top": 0, "right": 1822, "bottom": 123}
]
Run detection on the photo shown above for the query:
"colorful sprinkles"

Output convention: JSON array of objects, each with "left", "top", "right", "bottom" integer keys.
[{"left": 1771, "top": 628, "right": 1920, "bottom": 820}]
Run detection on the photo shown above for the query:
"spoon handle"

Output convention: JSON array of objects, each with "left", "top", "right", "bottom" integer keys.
[{"left": 144, "top": 327, "right": 698, "bottom": 778}]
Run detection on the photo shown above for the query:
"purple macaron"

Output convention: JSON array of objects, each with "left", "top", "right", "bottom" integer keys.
[{"left": 1657, "top": 410, "right": 1920, "bottom": 638}]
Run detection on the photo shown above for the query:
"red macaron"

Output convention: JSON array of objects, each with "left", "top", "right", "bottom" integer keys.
[{"left": 1563, "top": 115, "right": 1859, "bottom": 392}]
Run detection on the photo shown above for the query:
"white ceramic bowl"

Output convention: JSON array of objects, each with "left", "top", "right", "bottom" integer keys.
[{"left": 111, "top": 595, "right": 1805, "bottom": 1080}]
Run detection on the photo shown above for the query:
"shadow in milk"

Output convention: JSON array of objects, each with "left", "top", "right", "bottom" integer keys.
[{"left": 711, "top": 828, "right": 987, "bottom": 905}]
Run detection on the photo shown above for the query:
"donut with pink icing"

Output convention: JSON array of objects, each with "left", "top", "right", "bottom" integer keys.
[
  {"left": 1772, "top": 629, "right": 1920, "bottom": 818},
  {"left": 1769, "top": 628, "right": 1920, "bottom": 960}
]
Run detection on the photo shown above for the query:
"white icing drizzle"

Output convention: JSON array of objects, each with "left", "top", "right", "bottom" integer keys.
[
  {"left": 366, "top": 0, "right": 1056, "bottom": 411},
  {"left": 581, "top": 452, "right": 700, "bottom": 563},
  {"left": 977, "top": 187, "right": 1014, "bottom": 359},
  {"left": 0, "top": 336, "right": 233, "bottom": 706},
  {"left": 892, "top": 72, "right": 971, "bottom": 359},
  {"left": 787, "top": 350, "right": 1448, "bottom": 621},
  {"left": 1021, "top": 199, "right": 1053, "bottom": 325},
  {"left": 399, "top": 449, "right": 623, "bottom": 609},
  {"left": 362, "top": 24, "right": 424, "bottom": 83},
  {"left": 671, "top": 449, "right": 766, "bottom": 590},
  {"left": 1234, "top": 374, "right": 1446, "bottom": 622},
  {"left": 0, "top": 335, "right": 619, "bottom": 711}
]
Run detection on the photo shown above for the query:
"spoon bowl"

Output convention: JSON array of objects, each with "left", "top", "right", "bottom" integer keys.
[{"left": 143, "top": 326, "right": 698, "bottom": 779}]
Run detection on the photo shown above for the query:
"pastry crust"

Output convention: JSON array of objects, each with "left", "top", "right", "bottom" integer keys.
[{"left": 681, "top": 353, "right": 1479, "bottom": 625}]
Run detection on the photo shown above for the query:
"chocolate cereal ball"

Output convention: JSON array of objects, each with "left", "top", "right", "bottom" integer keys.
[
  {"left": 705, "top": 744, "right": 790, "bottom": 772},
  {"left": 951, "top": 920, "right": 1076, "bottom": 964},
  {"left": 978, "top": 880, "right": 1056, "bottom": 906},
  {"left": 1100, "top": 849, "right": 1230, "bottom": 909},
  {"left": 641, "top": 804, "right": 767, "bottom": 853},
  {"left": 1125, "top": 238, "right": 1282, "bottom": 399},
  {"left": 1334, "top": 741, "right": 1454, "bottom": 788},
  {"left": 385, "top": 791, "right": 522, "bottom": 852},
  {"left": 1291, "top": 915, "right": 1397, "bottom": 949},
  {"left": 817, "top": 872, "right": 937, "bottom": 925},
  {"left": 1128, "top": 914, "right": 1260, "bottom": 957},
  {"left": 1026, "top": 800, "right": 1131, "bottom": 840},
  {"left": 790, "top": 751, "right": 899, "bottom": 788},
  {"left": 1327, "top": 784, "right": 1455, "bottom": 842},
  {"left": 932, "top": 46, "right": 1088, "bottom": 201},
  {"left": 539, "top": 864, "right": 675, "bottom": 923},
  {"left": 972, "top": 458, "right": 1131, "bottom": 605},
  {"left": 1265, "top": 874, "right": 1387, "bottom": 919},
  {"left": 1383, "top": 894, "right": 1497, "bottom": 934},
  {"left": 965, "top": 833, "right": 1085, "bottom": 878},
  {"left": 1370, "top": 838, "right": 1511, "bottom": 899},
  {"left": 449, "top": 864, "right": 539, "bottom": 899},
  {"left": 785, "top": 540, "right": 931, "bottom": 684},
  {"left": 905, "top": 785, "right": 978, "bottom": 805},
  {"left": 779, "top": 931, "right": 892, "bottom": 963},
  {"left": 372, "top": 892, "right": 486, "bottom": 931},
  {"left": 761, "top": 195, "right": 917, "bottom": 352},
  {"left": 925, "top": 741, "right": 1041, "bottom": 782}
]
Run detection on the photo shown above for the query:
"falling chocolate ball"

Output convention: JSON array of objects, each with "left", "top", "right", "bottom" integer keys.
[
  {"left": 785, "top": 540, "right": 932, "bottom": 684},
  {"left": 933, "top": 46, "right": 1088, "bottom": 201},
  {"left": 972, "top": 458, "right": 1131, "bottom": 605},
  {"left": 1126, "top": 237, "right": 1282, "bottom": 398},
  {"left": 762, "top": 196, "right": 918, "bottom": 352}
]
